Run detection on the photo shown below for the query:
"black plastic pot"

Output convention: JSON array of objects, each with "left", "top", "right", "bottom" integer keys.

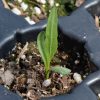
[{"left": 0, "top": 0, "right": 100, "bottom": 100}]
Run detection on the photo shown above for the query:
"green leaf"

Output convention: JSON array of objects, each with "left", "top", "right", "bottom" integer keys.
[
  {"left": 45, "top": 6, "right": 58, "bottom": 60},
  {"left": 37, "top": 31, "right": 47, "bottom": 65},
  {"left": 51, "top": 66, "right": 71, "bottom": 76},
  {"left": 37, "top": 6, "right": 58, "bottom": 79}
]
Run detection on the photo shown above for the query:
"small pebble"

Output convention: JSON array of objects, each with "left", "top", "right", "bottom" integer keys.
[
  {"left": 17, "top": 0, "right": 22, "bottom": 3},
  {"left": 74, "top": 60, "right": 80, "bottom": 65},
  {"left": 0, "top": 59, "right": 4, "bottom": 62},
  {"left": 34, "top": 7, "right": 41, "bottom": 15},
  {"left": 27, "top": 90, "right": 31, "bottom": 97},
  {"left": 37, "top": 0, "right": 46, "bottom": 4},
  {"left": 75, "top": 0, "right": 85, "bottom": 7},
  {"left": 99, "top": 28, "right": 100, "bottom": 32},
  {"left": 52, "top": 87, "right": 56, "bottom": 94},
  {"left": 1, "top": 70, "right": 14, "bottom": 86},
  {"left": 48, "top": 0, "right": 54, "bottom": 7},
  {"left": 41, "top": 0, "right": 46, "bottom": 4},
  {"left": 0, "top": 67, "right": 4, "bottom": 72},
  {"left": 25, "top": 17, "right": 35, "bottom": 25},
  {"left": 60, "top": 74, "right": 63, "bottom": 77},
  {"left": 37, "top": 62, "right": 40, "bottom": 65},
  {"left": 56, "top": 3, "right": 59, "bottom": 7},
  {"left": 27, "top": 90, "right": 39, "bottom": 100},
  {"left": 98, "top": 93, "right": 100, "bottom": 98},
  {"left": 21, "top": 55, "right": 26, "bottom": 60},
  {"left": 0, "top": 68, "right": 4, "bottom": 76},
  {"left": 42, "top": 4, "right": 46, "bottom": 8},
  {"left": 11, "top": 54, "right": 15, "bottom": 57},
  {"left": 76, "top": 52, "right": 80, "bottom": 58},
  {"left": 83, "top": 75, "right": 86, "bottom": 78},
  {"left": 21, "top": 2, "right": 28, "bottom": 11},
  {"left": 17, "top": 46, "right": 22, "bottom": 50},
  {"left": 42, "top": 90, "right": 48, "bottom": 94},
  {"left": 12, "top": 8, "right": 21, "bottom": 15},
  {"left": 28, "top": 56, "right": 32, "bottom": 61},
  {"left": 62, "top": 54, "right": 68, "bottom": 60},
  {"left": 42, "top": 79, "right": 51, "bottom": 87},
  {"left": 73, "top": 73, "right": 82, "bottom": 84}
]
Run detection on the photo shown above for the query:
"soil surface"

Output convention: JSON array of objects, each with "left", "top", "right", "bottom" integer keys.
[{"left": 0, "top": 42, "right": 95, "bottom": 100}]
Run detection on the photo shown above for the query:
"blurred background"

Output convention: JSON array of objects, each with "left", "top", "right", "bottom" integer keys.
[{"left": 2, "top": 0, "right": 85, "bottom": 24}]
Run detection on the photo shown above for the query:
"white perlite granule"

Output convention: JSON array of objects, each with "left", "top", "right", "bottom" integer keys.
[
  {"left": 73, "top": 72, "right": 82, "bottom": 84},
  {"left": 12, "top": 8, "right": 21, "bottom": 15},
  {"left": 25, "top": 17, "right": 35, "bottom": 25}
]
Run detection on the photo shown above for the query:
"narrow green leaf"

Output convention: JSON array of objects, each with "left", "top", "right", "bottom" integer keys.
[
  {"left": 37, "top": 6, "right": 58, "bottom": 79},
  {"left": 37, "top": 31, "right": 46, "bottom": 65},
  {"left": 45, "top": 6, "right": 58, "bottom": 60},
  {"left": 51, "top": 66, "right": 71, "bottom": 76}
]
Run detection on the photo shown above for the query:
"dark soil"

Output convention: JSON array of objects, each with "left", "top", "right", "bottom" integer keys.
[{"left": 0, "top": 42, "right": 95, "bottom": 100}]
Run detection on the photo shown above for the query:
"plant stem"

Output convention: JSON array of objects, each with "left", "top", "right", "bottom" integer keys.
[
  {"left": 46, "top": 70, "right": 50, "bottom": 79},
  {"left": 45, "top": 62, "right": 50, "bottom": 79}
]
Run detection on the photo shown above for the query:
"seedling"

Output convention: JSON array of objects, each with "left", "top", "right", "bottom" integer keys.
[{"left": 37, "top": 6, "right": 71, "bottom": 79}]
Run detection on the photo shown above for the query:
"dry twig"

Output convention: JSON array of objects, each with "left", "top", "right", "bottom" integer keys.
[{"left": 16, "top": 42, "right": 28, "bottom": 62}]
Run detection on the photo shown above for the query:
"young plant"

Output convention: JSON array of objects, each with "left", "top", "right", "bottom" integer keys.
[{"left": 37, "top": 6, "right": 71, "bottom": 79}]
